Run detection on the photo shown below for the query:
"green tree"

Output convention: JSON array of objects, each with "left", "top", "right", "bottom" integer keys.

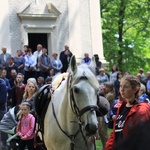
[{"left": 100, "top": 0, "right": 150, "bottom": 74}]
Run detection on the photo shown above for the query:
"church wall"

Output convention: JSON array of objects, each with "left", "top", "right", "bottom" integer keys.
[
  {"left": 0, "top": 0, "right": 106, "bottom": 65},
  {"left": 8, "top": 0, "right": 22, "bottom": 55},
  {"left": 50, "top": 0, "right": 69, "bottom": 53},
  {"left": 0, "top": 1, "right": 11, "bottom": 53},
  {"left": 80, "top": 0, "right": 92, "bottom": 58}
]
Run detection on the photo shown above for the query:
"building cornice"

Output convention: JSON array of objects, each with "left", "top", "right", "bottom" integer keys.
[{"left": 17, "top": 2, "right": 61, "bottom": 20}]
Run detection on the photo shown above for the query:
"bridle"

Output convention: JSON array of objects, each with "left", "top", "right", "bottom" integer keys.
[{"left": 52, "top": 74, "right": 99, "bottom": 150}]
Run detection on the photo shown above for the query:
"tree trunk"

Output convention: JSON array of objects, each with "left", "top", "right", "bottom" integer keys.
[{"left": 118, "top": 0, "right": 126, "bottom": 71}]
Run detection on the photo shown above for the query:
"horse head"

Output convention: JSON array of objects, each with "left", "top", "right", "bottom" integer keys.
[{"left": 68, "top": 55, "right": 99, "bottom": 136}]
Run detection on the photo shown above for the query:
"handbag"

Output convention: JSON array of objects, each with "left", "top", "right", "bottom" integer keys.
[{"left": 34, "top": 125, "right": 47, "bottom": 150}]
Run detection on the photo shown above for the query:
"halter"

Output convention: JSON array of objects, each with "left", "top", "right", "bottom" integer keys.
[
  {"left": 70, "top": 87, "right": 99, "bottom": 118},
  {"left": 52, "top": 73, "right": 98, "bottom": 150},
  {"left": 70, "top": 75, "right": 100, "bottom": 117}
]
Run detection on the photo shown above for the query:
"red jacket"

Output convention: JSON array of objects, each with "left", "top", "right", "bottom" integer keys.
[{"left": 105, "top": 101, "right": 150, "bottom": 150}]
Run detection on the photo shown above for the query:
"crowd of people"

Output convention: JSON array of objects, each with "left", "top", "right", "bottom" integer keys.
[
  {"left": 0, "top": 44, "right": 101, "bottom": 150},
  {"left": 0, "top": 44, "right": 150, "bottom": 150}
]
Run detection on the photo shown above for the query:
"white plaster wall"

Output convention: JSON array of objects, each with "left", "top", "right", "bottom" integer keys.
[
  {"left": 50, "top": 0, "right": 69, "bottom": 53},
  {"left": 80, "top": 0, "right": 92, "bottom": 58},
  {"left": 0, "top": 1, "right": 11, "bottom": 53},
  {"left": 3, "top": 0, "right": 105, "bottom": 63},
  {"left": 8, "top": 0, "right": 23, "bottom": 56},
  {"left": 89, "top": 0, "right": 105, "bottom": 61},
  {"left": 68, "top": 0, "right": 82, "bottom": 59}
]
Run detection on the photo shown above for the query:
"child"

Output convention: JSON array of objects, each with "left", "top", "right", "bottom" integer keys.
[
  {"left": 105, "top": 75, "right": 150, "bottom": 150},
  {"left": 17, "top": 102, "right": 35, "bottom": 150}
]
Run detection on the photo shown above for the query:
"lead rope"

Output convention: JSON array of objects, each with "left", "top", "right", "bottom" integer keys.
[
  {"left": 70, "top": 89, "right": 90, "bottom": 150},
  {"left": 52, "top": 102, "right": 80, "bottom": 150}
]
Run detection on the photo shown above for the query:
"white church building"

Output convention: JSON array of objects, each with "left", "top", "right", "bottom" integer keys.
[{"left": 0, "top": 0, "right": 106, "bottom": 63}]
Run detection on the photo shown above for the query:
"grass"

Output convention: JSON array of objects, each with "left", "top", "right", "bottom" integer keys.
[
  {"left": 96, "top": 128, "right": 113, "bottom": 150},
  {"left": 96, "top": 140, "right": 102, "bottom": 150}
]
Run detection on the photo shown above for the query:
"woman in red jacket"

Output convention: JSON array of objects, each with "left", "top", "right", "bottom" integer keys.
[{"left": 105, "top": 75, "right": 150, "bottom": 150}]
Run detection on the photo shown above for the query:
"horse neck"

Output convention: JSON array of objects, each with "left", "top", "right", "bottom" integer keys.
[{"left": 58, "top": 87, "right": 79, "bottom": 134}]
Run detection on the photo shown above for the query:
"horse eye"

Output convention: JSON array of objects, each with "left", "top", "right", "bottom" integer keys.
[{"left": 74, "top": 87, "right": 79, "bottom": 93}]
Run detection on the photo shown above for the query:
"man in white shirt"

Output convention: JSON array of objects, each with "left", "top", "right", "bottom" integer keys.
[
  {"left": 24, "top": 48, "right": 36, "bottom": 83},
  {"left": 33, "top": 44, "right": 42, "bottom": 78}
]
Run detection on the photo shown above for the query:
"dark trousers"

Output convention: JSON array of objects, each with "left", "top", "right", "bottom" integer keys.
[
  {"left": 19, "top": 138, "right": 34, "bottom": 150},
  {"left": 0, "top": 110, "right": 8, "bottom": 145}
]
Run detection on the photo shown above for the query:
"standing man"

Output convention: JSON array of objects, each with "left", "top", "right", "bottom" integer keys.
[
  {"left": 94, "top": 54, "right": 102, "bottom": 75},
  {"left": 33, "top": 44, "right": 42, "bottom": 78},
  {"left": 9, "top": 69, "right": 18, "bottom": 88},
  {"left": 39, "top": 48, "right": 51, "bottom": 79},
  {"left": 0, "top": 69, "right": 11, "bottom": 109},
  {"left": 24, "top": 48, "right": 36, "bottom": 84},
  {"left": 59, "top": 45, "right": 72, "bottom": 73},
  {"left": 6, "top": 57, "right": 18, "bottom": 79},
  {"left": 0, "top": 47, "right": 11, "bottom": 69},
  {"left": 0, "top": 69, "right": 8, "bottom": 149}
]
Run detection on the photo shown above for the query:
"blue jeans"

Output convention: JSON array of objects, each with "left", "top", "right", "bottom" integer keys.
[{"left": 0, "top": 110, "right": 8, "bottom": 145}]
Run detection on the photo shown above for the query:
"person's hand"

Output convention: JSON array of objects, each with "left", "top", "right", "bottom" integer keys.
[
  {"left": 112, "top": 115, "right": 116, "bottom": 120},
  {"left": 21, "top": 136, "right": 26, "bottom": 140},
  {"left": 65, "top": 50, "right": 70, "bottom": 55},
  {"left": 9, "top": 99, "right": 12, "bottom": 103},
  {"left": 147, "top": 90, "right": 150, "bottom": 94},
  {"left": 29, "top": 66, "right": 34, "bottom": 71}
]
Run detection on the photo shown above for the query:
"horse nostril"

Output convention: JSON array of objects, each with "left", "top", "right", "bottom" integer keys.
[{"left": 85, "top": 124, "right": 98, "bottom": 135}]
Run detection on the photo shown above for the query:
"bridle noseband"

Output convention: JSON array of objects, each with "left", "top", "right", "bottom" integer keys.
[{"left": 70, "top": 88, "right": 99, "bottom": 118}]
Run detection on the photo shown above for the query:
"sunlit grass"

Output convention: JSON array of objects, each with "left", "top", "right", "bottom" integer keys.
[
  {"left": 96, "top": 128, "right": 112, "bottom": 150},
  {"left": 96, "top": 140, "right": 102, "bottom": 150}
]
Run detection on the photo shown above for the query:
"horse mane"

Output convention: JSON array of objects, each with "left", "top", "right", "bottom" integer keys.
[{"left": 70, "top": 64, "right": 99, "bottom": 90}]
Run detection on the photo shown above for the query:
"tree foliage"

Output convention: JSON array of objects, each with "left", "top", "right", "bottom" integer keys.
[{"left": 100, "top": 0, "right": 150, "bottom": 74}]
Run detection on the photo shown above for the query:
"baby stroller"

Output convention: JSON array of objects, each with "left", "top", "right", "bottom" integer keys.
[
  {"left": 0, "top": 107, "right": 20, "bottom": 150},
  {"left": 0, "top": 106, "right": 47, "bottom": 150}
]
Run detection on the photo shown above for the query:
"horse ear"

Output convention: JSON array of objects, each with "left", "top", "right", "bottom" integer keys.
[
  {"left": 69, "top": 55, "right": 77, "bottom": 74},
  {"left": 88, "top": 56, "right": 96, "bottom": 75}
]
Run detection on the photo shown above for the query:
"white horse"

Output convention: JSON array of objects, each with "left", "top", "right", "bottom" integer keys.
[{"left": 37, "top": 56, "right": 100, "bottom": 150}]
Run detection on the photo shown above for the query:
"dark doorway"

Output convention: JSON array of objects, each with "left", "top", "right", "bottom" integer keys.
[{"left": 28, "top": 33, "right": 48, "bottom": 53}]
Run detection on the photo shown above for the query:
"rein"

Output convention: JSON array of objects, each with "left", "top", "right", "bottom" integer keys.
[{"left": 52, "top": 102, "right": 80, "bottom": 150}]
